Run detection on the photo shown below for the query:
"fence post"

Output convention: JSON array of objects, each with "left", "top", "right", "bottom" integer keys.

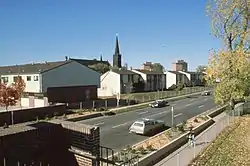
[
  {"left": 80, "top": 102, "right": 82, "bottom": 110},
  {"left": 105, "top": 100, "right": 108, "bottom": 108},
  {"left": 17, "top": 161, "right": 20, "bottom": 166},
  {"left": 11, "top": 111, "right": 14, "bottom": 125},
  {"left": 92, "top": 101, "right": 95, "bottom": 109},
  {"left": 142, "top": 96, "right": 145, "bottom": 102},
  {"left": 3, "top": 157, "right": 6, "bottom": 166}
]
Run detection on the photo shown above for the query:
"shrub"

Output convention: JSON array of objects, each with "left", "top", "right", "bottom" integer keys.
[
  {"left": 146, "top": 144, "right": 155, "bottom": 151},
  {"left": 194, "top": 118, "right": 199, "bottom": 123},
  {"left": 168, "top": 84, "right": 177, "bottom": 90},
  {"left": 177, "top": 121, "right": 187, "bottom": 132},
  {"left": 137, "top": 146, "right": 147, "bottom": 154},
  {"left": 177, "top": 83, "right": 184, "bottom": 91}
]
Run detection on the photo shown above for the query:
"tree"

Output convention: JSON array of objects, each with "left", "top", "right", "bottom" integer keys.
[
  {"left": 0, "top": 83, "right": 18, "bottom": 110},
  {"left": 206, "top": 0, "right": 250, "bottom": 51},
  {"left": 196, "top": 65, "right": 207, "bottom": 73},
  {"left": 205, "top": 48, "right": 250, "bottom": 104},
  {"left": 88, "top": 63, "right": 110, "bottom": 74},
  {"left": 12, "top": 76, "right": 26, "bottom": 107},
  {"left": 206, "top": 0, "right": 250, "bottom": 106},
  {"left": 151, "top": 63, "right": 165, "bottom": 72}
]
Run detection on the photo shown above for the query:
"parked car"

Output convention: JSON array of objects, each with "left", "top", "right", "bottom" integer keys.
[
  {"left": 201, "top": 91, "right": 211, "bottom": 96},
  {"left": 129, "top": 118, "right": 165, "bottom": 135},
  {"left": 149, "top": 100, "right": 168, "bottom": 108}
]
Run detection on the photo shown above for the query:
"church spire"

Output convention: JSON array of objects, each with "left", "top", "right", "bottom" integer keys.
[
  {"left": 115, "top": 33, "right": 120, "bottom": 54},
  {"left": 113, "top": 33, "right": 122, "bottom": 68},
  {"left": 100, "top": 54, "right": 103, "bottom": 61}
]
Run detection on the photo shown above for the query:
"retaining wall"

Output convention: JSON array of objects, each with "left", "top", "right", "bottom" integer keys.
[
  {"left": 0, "top": 120, "right": 100, "bottom": 166},
  {"left": 0, "top": 104, "right": 68, "bottom": 127}
]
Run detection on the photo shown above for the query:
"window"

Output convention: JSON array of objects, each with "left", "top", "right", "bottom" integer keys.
[
  {"left": 13, "top": 76, "right": 21, "bottom": 82},
  {"left": 27, "top": 76, "right": 31, "bottom": 81},
  {"left": 34, "top": 76, "right": 39, "bottom": 81},
  {"left": 1, "top": 77, "right": 8, "bottom": 83}
]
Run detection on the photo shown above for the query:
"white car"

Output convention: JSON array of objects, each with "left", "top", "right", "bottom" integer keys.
[{"left": 129, "top": 118, "right": 165, "bottom": 135}]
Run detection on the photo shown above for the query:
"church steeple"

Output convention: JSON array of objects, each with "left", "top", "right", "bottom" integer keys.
[
  {"left": 115, "top": 34, "right": 120, "bottom": 54},
  {"left": 113, "top": 33, "right": 122, "bottom": 68},
  {"left": 100, "top": 53, "right": 103, "bottom": 61}
]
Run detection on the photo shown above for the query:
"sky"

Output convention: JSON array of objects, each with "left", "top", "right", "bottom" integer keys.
[{"left": 0, "top": 0, "right": 222, "bottom": 71}]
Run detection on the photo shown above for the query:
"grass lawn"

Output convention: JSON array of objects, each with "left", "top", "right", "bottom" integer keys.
[{"left": 190, "top": 115, "right": 250, "bottom": 166}]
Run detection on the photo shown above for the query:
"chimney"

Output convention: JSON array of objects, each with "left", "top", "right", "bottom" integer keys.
[{"left": 65, "top": 56, "right": 68, "bottom": 61}]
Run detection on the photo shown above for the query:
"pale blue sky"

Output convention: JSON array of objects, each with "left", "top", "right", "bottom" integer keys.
[{"left": 0, "top": 0, "right": 222, "bottom": 71}]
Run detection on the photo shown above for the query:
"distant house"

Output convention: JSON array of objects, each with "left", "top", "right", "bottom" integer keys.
[
  {"left": 0, "top": 58, "right": 101, "bottom": 93},
  {"left": 98, "top": 69, "right": 142, "bottom": 97},
  {"left": 178, "top": 71, "right": 205, "bottom": 85},
  {"left": 165, "top": 71, "right": 189, "bottom": 89},
  {"left": 131, "top": 69, "right": 166, "bottom": 91}
]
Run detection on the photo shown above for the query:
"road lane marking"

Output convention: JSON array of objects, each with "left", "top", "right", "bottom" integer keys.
[
  {"left": 174, "top": 113, "right": 182, "bottom": 118},
  {"left": 185, "top": 103, "right": 192, "bottom": 107},
  {"left": 198, "top": 105, "right": 204, "bottom": 108},
  {"left": 138, "top": 111, "right": 148, "bottom": 115},
  {"left": 112, "top": 122, "right": 128, "bottom": 129},
  {"left": 94, "top": 122, "right": 104, "bottom": 126}
]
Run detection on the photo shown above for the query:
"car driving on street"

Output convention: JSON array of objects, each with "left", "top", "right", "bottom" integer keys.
[
  {"left": 129, "top": 118, "right": 165, "bottom": 135},
  {"left": 149, "top": 100, "right": 168, "bottom": 108},
  {"left": 201, "top": 90, "right": 211, "bottom": 96}
]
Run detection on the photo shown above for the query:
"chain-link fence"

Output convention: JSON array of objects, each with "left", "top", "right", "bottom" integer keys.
[
  {"left": 155, "top": 105, "right": 243, "bottom": 166},
  {"left": 123, "top": 86, "right": 210, "bottom": 103}
]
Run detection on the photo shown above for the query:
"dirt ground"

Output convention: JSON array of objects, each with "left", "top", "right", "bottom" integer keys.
[{"left": 191, "top": 116, "right": 250, "bottom": 166}]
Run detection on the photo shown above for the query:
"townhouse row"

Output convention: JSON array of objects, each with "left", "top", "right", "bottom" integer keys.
[
  {"left": 0, "top": 58, "right": 204, "bottom": 98},
  {"left": 98, "top": 69, "right": 205, "bottom": 97}
]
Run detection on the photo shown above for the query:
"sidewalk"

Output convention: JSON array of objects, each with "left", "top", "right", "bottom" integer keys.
[{"left": 154, "top": 112, "right": 231, "bottom": 166}]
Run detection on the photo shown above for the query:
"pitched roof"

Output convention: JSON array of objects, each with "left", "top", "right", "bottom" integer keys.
[
  {"left": 134, "top": 69, "right": 164, "bottom": 74},
  {"left": 0, "top": 61, "right": 70, "bottom": 75},
  {"left": 0, "top": 58, "right": 110, "bottom": 75},
  {"left": 167, "top": 71, "right": 183, "bottom": 75},
  {"left": 111, "top": 69, "right": 137, "bottom": 75},
  {"left": 69, "top": 58, "right": 110, "bottom": 66}
]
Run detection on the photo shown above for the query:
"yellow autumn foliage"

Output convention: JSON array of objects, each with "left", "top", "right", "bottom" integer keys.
[{"left": 205, "top": 48, "right": 250, "bottom": 104}]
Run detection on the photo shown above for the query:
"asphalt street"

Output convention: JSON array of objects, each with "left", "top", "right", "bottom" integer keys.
[{"left": 79, "top": 95, "right": 217, "bottom": 151}]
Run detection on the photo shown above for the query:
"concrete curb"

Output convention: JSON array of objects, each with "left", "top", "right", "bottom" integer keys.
[
  {"left": 134, "top": 105, "right": 227, "bottom": 166},
  {"left": 67, "top": 113, "right": 103, "bottom": 122}
]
